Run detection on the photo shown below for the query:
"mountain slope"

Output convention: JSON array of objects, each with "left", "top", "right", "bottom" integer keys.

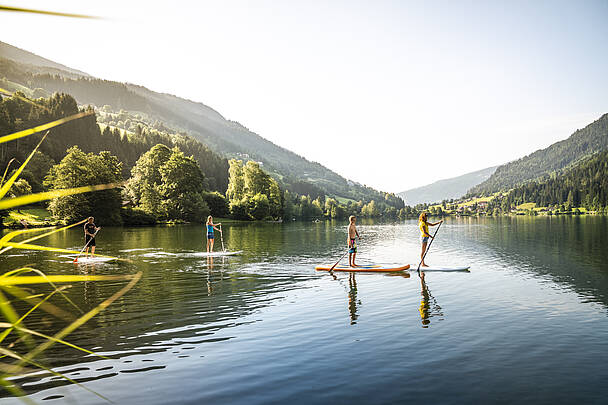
[
  {"left": 505, "top": 149, "right": 608, "bottom": 210},
  {"left": 0, "top": 41, "right": 400, "bottom": 205},
  {"left": 469, "top": 114, "right": 608, "bottom": 196},
  {"left": 0, "top": 41, "right": 89, "bottom": 78},
  {"left": 398, "top": 166, "right": 497, "bottom": 206}
]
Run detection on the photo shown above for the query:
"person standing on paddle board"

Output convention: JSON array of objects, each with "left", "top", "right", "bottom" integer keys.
[
  {"left": 84, "top": 217, "right": 101, "bottom": 258},
  {"left": 206, "top": 215, "right": 222, "bottom": 252},
  {"left": 348, "top": 215, "right": 361, "bottom": 267},
  {"left": 419, "top": 212, "right": 442, "bottom": 267}
]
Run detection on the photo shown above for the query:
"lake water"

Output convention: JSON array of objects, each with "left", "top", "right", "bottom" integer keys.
[{"left": 1, "top": 216, "right": 607, "bottom": 404}]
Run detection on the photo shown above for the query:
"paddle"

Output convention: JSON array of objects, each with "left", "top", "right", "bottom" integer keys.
[
  {"left": 219, "top": 224, "right": 226, "bottom": 253},
  {"left": 329, "top": 250, "right": 349, "bottom": 272},
  {"left": 73, "top": 228, "right": 100, "bottom": 263},
  {"left": 416, "top": 220, "right": 443, "bottom": 273}
]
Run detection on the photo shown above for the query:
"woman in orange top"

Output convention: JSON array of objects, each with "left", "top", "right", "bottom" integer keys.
[{"left": 418, "top": 212, "right": 442, "bottom": 267}]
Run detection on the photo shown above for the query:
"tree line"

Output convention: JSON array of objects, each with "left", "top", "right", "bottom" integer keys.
[
  {"left": 1, "top": 55, "right": 407, "bottom": 207},
  {"left": 0, "top": 92, "right": 229, "bottom": 192},
  {"left": 1, "top": 92, "right": 407, "bottom": 226},
  {"left": 501, "top": 150, "right": 608, "bottom": 213},
  {"left": 468, "top": 113, "right": 608, "bottom": 196}
]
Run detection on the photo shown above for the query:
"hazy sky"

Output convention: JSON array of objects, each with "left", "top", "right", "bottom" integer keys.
[{"left": 2, "top": 0, "right": 607, "bottom": 192}]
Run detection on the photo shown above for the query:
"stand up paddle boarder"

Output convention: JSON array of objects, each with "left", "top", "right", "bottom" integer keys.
[
  {"left": 348, "top": 215, "right": 361, "bottom": 267},
  {"left": 206, "top": 215, "right": 222, "bottom": 253},
  {"left": 419, "top": 212, "right": 442, "bottom": 267},
  {"left": 84, "top": 217, "right": 101, "bottom": 258}
]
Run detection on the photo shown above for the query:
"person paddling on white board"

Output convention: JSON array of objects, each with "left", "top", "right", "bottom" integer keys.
[
  {"left": 206, "top": 215, "right": 222, "bottom": 253},
  {"left": 347, "top": 215, "right": 361, "bottom": 267},
  {"left": 84, "top": 217, "right": 101, "bottom": 258},
  {"left": 418, "top": 212, "right": 442, "bottom": 267}
]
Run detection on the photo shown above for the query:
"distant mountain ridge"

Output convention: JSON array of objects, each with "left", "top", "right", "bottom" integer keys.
[
  {"left": 0, "top": 41, "right": 399, "bottom": 204},
  {"left": 0, "top": 41, "right": 89, "bottom": 78},
  {"left": 398, "top": 166, "right": 497, "bottom": 206},
  {"left": 469, "top": 113, "right": 608, "bottom": 196}
]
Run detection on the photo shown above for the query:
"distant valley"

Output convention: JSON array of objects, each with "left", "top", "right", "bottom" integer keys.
[{"left": 398, "top": 166, "right": 497, "bottom": 206}]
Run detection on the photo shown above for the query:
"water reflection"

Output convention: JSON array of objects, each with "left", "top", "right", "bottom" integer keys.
[
  {"left": 77, "top": 261, "right": 98, "bottom": 305},
  {"left": 348, "top": 273, "right": 360, "bottom": 325},
  {"left": 455, "top": 216, "right": 608, "bottom": 308},
  {"left": 1, "top": 218, "right": 607, "bottom": 404},
  {"left": 418, "top": 271, "right": 443, "bottom": 328}
]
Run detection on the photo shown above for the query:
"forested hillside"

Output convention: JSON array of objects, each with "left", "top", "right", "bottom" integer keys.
[
  {"left": 469, "top": 114, "right": 608, "bottom": 196},
  {"left": 0, "top": 92, "right": 229, "bottom": 192},
  {"left": 0, "top": 42, "right": 400, "bottom": 204},
  {"left": 505, "top": 150, "right": 608, "bottom": 211}
]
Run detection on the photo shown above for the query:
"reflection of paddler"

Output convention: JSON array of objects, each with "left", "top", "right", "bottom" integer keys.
[
  {"left": 78, "top": 261, "right": 97, "bottom": 304},
  {"left": 207, "top": 256, "right": 214, "bottom": 295},
  {"left": 419, "top": 272, "right": 430, "bottom": 326},
  {"left": 417, "top": 271, "right": 443, "bottom": 328},
  {"left": 348, "top": 273, "right": 359, "bottom": 324}
]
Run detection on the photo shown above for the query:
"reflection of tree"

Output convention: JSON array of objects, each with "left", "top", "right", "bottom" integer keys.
[
  {"left": 348, "top": 273, "right": 360, "bottom": 325},
  {"left": 418, "top": 272, "right": 443, "bottom": 328}
]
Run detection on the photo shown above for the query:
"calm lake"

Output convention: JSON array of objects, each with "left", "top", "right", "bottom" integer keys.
[{"left": 1, "top": 216, "right": 607, "bottom": 404}]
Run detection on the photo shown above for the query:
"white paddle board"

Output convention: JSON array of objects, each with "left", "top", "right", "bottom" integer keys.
[
  {"left": 184, "top": 251, "right": 243, "bottom": 258},
  {"left": 61, "top": 255, "right": 116, "bottom": 263},
  {"left": 409, "top": 265, "right": 470, "bottom": 272}
]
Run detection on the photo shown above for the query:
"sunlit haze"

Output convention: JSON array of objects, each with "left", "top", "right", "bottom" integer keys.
[{"left": 2, "top": 0, "right": 607, "bottom": 192}]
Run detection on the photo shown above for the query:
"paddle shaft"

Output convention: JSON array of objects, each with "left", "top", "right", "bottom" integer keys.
[
  {"left": 219, "top": 225, "right": 226, "bottom": 252},
  {"left": 417, "top": 221, "right": 442, "bottom": 272},
  {"left": 74, "top": 228, "right": 99, "bottom": 262},
  {"left": 329, "top": 250, "right": 349, "bottom": 272}
]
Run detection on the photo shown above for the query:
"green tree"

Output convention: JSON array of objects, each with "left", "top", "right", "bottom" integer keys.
[
  {"left": 203, "top": 191, "right": 229, "bottom": 217},
  {"left": 8, "top": 178, "right": 32, "bottom": 198},
  {"left": 126, "top": 144, "right": 210, "bottom": 221},
  {"left": 125, "top": 144, "right": 172, "bottom": 217},
  {"left": 45, "top": 146, "right": 123, "bottom": 224},
  {"left": 157, "top": 149, "right": 209, "bottom": 221},
  {"left": 361, "top": 200, "right": 379, "bottom": 217},
  {"left": 249, "top": 193, "right": 270, "bottom": 220},
  {"left": 226, "top": 159, "right": 245, "bottom": 201},
  {"left": 225, "top": 159, "right": 283, "bottom": 220}
]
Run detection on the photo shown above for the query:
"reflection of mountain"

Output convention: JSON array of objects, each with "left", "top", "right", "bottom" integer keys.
[{"left": 472, "top": 216, "right": 608, "bottom": 310}]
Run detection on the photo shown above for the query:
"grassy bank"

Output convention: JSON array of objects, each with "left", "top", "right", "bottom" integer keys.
[{"left": 2, "top": 207, "right": 58, "bottom": 228}]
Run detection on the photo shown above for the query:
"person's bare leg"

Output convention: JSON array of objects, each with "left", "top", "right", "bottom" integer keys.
[
  {"left": 85, "top": 246, "right": 90, "bottom": 258},
  {"left": 352, "top": 252, "right": 357, "bottom": 267},
  {"left": 91, "top": 246, "right": 96, "bottom": 257},
  {"left": 421, "top": 242, "right": 429, "bottom": 267},
  {"left": 210, "top": 239, "right": 214, "bottom": 252}
]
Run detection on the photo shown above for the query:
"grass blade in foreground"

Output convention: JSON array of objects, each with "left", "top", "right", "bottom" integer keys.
[
  {"left": 0, "top": 6, "right": 98, "bottom": 19},
  {"left": 0, "top": 110, "right": 94, "bottom": 145},
  {"left": 0, "top": 183, "right": 121, "bottom": 210}
]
